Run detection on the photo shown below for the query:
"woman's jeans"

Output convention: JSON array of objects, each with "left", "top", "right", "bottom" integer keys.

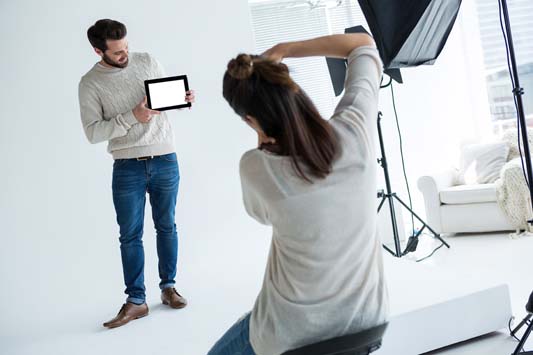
[
  {"left": 208, "top": 313, "right": 256, "bottom": 355},
  {"left": 112, "top": 153, "right": 180, "bottom": 305}
]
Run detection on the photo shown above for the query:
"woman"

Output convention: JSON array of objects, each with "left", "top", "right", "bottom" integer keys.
[{"left": 209, "top": 33, "right": 389, "bottom": 355}]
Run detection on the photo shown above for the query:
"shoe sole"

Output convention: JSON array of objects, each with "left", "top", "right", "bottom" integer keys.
[
  {"left": 162, "top": 300, "right": 187, "bottom": 309},
  {"left": 104, "top": 312, "right": 149, "bottom": 329}
]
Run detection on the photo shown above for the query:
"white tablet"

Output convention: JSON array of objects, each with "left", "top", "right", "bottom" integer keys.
[{"left": 144, "top": 75, "right": 191, "bottom": 111}]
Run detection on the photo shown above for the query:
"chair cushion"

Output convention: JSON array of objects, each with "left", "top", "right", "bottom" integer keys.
[
  {"left": 439, "top": 183, "right": 497, "bottom": 204},
  {"left": 281, "top": 323, "right": 388, "bottom": 355},
  {"left": 456, "top": 142, "right": 509, "bottom": 185}
]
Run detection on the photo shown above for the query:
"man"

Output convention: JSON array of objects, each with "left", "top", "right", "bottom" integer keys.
[{"left": 78, "top": 19, "right": 194, "bottom": 329}]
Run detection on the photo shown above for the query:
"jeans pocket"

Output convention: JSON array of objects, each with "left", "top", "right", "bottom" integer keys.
[
  {"left": 160, "top": 153, "right": 177, "bottom": 162},
  {"left": 113, "top": 159, "right": 128, "bottom": 168}
]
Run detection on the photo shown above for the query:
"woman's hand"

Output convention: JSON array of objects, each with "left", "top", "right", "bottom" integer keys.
[{"left": 262, "top": 43, "right": 289, "bottom": 63}]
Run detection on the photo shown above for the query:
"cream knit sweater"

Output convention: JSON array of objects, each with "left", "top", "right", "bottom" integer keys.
[{"left": 78, "top": 52, "right": 175, "bottom": 159}]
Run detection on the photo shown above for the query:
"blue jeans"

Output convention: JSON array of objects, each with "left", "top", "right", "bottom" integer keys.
[
  {"left": 208, "top": 313, "right": 256, "bottom": 355},
  {"left": 112, "top": 153, "right": 180, "bottom": 305}
]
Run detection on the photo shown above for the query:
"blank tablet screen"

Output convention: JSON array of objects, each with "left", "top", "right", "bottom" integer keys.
[{"left": 145, "top": 75, "right": 190, "bottom": 111}]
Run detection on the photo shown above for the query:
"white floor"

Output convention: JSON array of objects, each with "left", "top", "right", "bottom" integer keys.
[
  {"left": 407, "top": 232, "right": 533, "bottom": 355},
  {"left": 1, "top": 231, "right": 532, "bottom": 355}
]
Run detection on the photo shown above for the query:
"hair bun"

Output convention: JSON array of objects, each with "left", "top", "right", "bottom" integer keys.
[{"left": 227, "top": 54, "right": 254, "bottom": 80}]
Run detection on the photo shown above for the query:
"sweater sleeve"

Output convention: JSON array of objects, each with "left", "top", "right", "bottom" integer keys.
[
  {"left": 239, "top": 153, "right": 270, "bottom": 226},
  {"left": 333, "top": 46, "right": 382, "bottom": 122},
  {"left": 78, "top": 81, "right": 138, "bottom": 144}
]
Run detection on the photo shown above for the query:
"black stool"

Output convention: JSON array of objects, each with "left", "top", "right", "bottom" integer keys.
[{"left": 281, "top": 323, "right": 388, "bottom": 355}]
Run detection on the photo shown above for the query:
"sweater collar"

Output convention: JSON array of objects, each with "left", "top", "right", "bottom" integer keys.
[{"left": 93, "top": 62, "right": 126, "bottom": 74}]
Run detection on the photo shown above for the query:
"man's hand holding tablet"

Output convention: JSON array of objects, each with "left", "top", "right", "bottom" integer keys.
[
  {"left": 133, "top": 96, "right": 161, "bottom": 123},
  {"left": 184, "top": 89, "right": 195, "bottom": 109}
]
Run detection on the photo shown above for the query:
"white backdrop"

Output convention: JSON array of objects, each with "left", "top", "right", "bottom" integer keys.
[
  {"left": 0, "top": 0, "right": 273, "bottom": 351},
  {"left": 0, "top": 1, "right": 491, "bottom": 354}
]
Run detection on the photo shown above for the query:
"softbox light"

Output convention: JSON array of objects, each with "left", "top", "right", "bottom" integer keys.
[
  {"left": 327, "top": 0, "right": 462, "bottom": 95},
  {"left": 359, "top": 0, "right": 462, "bottom": 69}
]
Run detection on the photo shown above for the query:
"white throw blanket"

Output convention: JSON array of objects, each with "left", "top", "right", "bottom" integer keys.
[
  {"left": 495, "top": 158, "right": 533, "bottom": 232},
  {"left": 495, "top": 129, "right": 533, "bottom": 233}
]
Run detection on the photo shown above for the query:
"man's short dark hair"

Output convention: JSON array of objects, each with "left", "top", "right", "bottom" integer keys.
[{"left": 87, "top": 19, "right": 127, "bottom": 52}]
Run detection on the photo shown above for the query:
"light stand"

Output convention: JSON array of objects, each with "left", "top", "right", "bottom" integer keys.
[
  {"left": 376, "top": 108, "right": 450, "bottom": 258},
  {"left": 326, "top": 1, "right": 463, "bottom": 258},
  {"left": 499, "top": 0, "right": 533, "bottom": 353}
]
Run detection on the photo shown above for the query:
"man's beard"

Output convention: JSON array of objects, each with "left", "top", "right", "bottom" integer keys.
[{"left": 102, "top": 53, "right": 129, "bottom": 68}]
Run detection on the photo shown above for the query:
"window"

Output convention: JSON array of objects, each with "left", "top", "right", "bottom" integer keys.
[
  {"left": 474, "top": 0, "right": 533, "bottom": 135},
  {"left": 248, "top": 0, "right": 368, "bottom": 118}
]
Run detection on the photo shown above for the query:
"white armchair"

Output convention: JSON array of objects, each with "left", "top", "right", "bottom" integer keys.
[{"left": 417, "top": 169, "right": 513, "bottom": 234}]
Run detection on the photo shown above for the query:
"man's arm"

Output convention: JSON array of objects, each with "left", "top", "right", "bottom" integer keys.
[
  {"left": 78, "top": 82, "right": 138, "bottom": 144},
  {"left": 78, "top": 82, "right": 158, "bottom": 144}
]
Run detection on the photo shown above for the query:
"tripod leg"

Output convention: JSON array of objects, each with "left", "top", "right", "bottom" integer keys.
[
  {"left": 387, "top": 196, "right": 402, "bottom": 257},
  {"left": 382, "top": 244, "right": 396, "bottom": 256},
  {"left": 513, "top": 316, "right": 533, "bottom": 355},
  {"left": 512, "top": 314, "right": 533, "bottom": 337},
  {"left": 393, "top": 195, "right": 450, "bottom": 248},
  {"left": 414, "top": 225, "right": 425, "bottom": 238},
  {"left": 378, "top": 195, "right": 403, "bottom": 257}
]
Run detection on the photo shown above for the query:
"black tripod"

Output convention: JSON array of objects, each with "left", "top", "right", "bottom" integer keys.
[
  {"left": 512, "top": 293, "right": 533, "bottom": 355},
  {"left": 498, "top": 0, "right": 533, "bottom": 353},
  {"left": 376, "top": 111, "right": 450, "bottom": 257}
]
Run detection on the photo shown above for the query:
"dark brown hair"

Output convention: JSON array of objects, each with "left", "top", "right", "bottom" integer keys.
[
  {"left": 223, "top": 54, "right": 339, "bottom": 182},
  {"left": 87, "top": 19, "right": 127, "bottom": 52}
]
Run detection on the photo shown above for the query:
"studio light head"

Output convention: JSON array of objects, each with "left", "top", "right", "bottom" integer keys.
[
  {"left": 327, "top": 0, "right": 462, "bottom": 95},
  {"left": 358, "top": 0, "right": 461, "bottom": 70}
]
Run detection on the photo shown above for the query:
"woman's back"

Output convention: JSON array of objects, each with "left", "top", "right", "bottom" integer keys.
[{"left": 239, "top": 46, "right": 389, "bottom": 355}]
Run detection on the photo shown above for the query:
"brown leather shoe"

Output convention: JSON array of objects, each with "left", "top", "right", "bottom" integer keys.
[
  {"left": 103, "top": 302, "right": 149, "bottom": 329},
  {"left": 161, "top": 287, "right": 187, "bottom": 309}
]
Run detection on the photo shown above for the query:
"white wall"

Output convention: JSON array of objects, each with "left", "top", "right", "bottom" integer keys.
[
  {"left": 0, "top": 0, "right": 272, "bottom": 344},
  {"left": 0, "top": 0, "right": 493, "bottom": 348}
]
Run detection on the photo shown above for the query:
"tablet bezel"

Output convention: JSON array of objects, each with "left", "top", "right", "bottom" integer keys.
[{"left": 144, "top": 75, "right": 191, "bottom": 111}]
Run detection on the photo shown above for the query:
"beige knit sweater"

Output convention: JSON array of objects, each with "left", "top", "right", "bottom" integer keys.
[{"left": 78, "top": 52, "right": 175, "bottom": 159}]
